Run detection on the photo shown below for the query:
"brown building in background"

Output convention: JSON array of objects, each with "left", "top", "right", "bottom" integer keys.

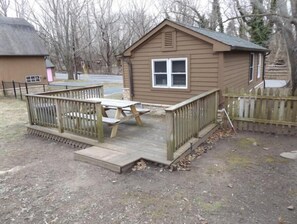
[
  {"left": 122, "top": 19, "right": 269, "bottom": 105},
  {"left": 0, "top": 17, "right": 48, "bottom": 84}
]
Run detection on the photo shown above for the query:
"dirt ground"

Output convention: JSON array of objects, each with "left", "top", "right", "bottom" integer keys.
[{"left": 1, "top": 98, "right": 297, "bottom": 224}]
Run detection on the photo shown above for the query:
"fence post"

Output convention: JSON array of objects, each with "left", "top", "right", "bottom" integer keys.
[
  {"left": 166, "top": 110, "right": 174, "bottom": 161},
  {"left": 18, "top": 83, "right": 23, "bottom": 100},
  {"left": 2, "top": 81, "right": 6, "bottom": 96},
  {"left": 25, "top": 82, "right": 28, "bottom": 94},
  {"left": 25, "top": 96, "right": 33, "bottom": 125},
  {"left": 12, "top": 80, "right": 17, "bottom": 98},
  {"left": 55, "top": 99, "right": 64, "bottom": 133},
  {"left": 95, "top": 102, "right": 104, "bottom": 143},
  {"left": 99, "top": 86, "right": 104, "bottom": 98}
]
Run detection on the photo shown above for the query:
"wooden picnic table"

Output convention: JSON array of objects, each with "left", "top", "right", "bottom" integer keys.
[{"left": 87, "top": 98, "right": 150, "bottom": 138}]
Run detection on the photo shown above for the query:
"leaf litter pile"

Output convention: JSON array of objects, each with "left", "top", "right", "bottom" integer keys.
[{"left": 132, "top": 128, "right": 234, "bottom": 172}]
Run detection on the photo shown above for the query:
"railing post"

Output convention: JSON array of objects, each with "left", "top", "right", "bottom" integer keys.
[
  {"left": 166, "top": 110, "right": 174, "bottom": 161},
  {"left": 12, "top": 80, "right": 17, "bottom": 98},
  {"left": 25, "top": 82, "right": 28, "bottom": 94},
  {"left": 18, "top": 83, "right": 23, "bottom": 100},
  {"left": 99, "top": 86, "right": 104, "bottom": 98},
  {"left": 25, "top": 96, "right": 33, "bottom": 125},
  {"left": 95, "top": 102, "right": 104, "bottom": 143},
  {"left": 55, "top": 99, "right": 64, "bottom": 133},
  {"left": 214, "top": 91, "right": 219, "bottom": 123},
  {"left": 2, "top": 81, "right": 6, "bottom": 96}
]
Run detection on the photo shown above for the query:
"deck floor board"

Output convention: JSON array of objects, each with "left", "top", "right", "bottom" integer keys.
[{"left": 28, "top": 114, "right": 217, "bottom": 172}]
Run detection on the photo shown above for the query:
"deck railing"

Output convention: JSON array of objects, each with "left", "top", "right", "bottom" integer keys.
[
  {"left": 165, "top": 89, "right": 219, "bottom": 160},
  {"left": 37, "top": 85, "right": 104, "bottom": 99},
  {"left": 26, "top": 94, "right": 104, "bottom": 142}
]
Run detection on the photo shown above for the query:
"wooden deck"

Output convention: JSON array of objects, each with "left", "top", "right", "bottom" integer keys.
[
  {"left": 28, "top": 113, "right": 218, "bottom": 173},
  {"left": 26, "top": 87, "right": 220, "bottom": 173}
]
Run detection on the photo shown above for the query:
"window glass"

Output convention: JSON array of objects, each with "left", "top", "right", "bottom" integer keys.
[
  {"left": 154, "top": 61, "right": 167, "bottom": 73},
  {"left": 257, "top": 53, "right": 262, "bottom": 78},
  {"left": 172, "top": 60, "right": 185, "bottom": 73},
  {"left": 155, "top": 74, "right": 167, "bottom": 85},
  {"left": 172, "top": 74, "right": 186, "bottom": 86},
  {"left": 249, "top": 54, "right": 254, "bottom": 81}
]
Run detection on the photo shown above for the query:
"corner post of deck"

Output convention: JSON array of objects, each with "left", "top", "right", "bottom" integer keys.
[
  {"left": 55, "top": 99, "right": 64, "bottom": 133},
  {"left": 25, "top": 95, "right": 33, "bottom": 125},
  {"left": 95, "top": 102, "right": 104, "bottom": 143},
  {"left": 166, "top": 110, "right": 174, "bottom": 161}
]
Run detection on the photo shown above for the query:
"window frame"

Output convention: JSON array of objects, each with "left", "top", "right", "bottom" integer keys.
[
  {"left": 257, "top": 53, "right": 262, "bottom": 79},
  {"left": 249, "top": 53, "right": 255, "bottom": 83},
  {"left": 25, "top": 75, "right": 41, "bottom": 83},
  {"left": 152, "top": 58, "right": 188, "bottom": 89}
]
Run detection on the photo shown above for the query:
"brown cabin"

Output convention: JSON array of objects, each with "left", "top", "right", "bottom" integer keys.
[
  {"left": 0, "top": 17, "right": 48, "bottom": 84},
  {"left": 122, "top": 19, "right": 269, "bottom": 105}
]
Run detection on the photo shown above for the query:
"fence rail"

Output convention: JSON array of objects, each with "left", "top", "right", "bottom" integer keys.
[
  {"left": 165, "top": 89, "right": 219, "bottom": 160},
  {"left": 37, "top": 85, "right": 104, "bottom": 99},
  {"left": 1, "top": 80, "right": 47, "bottom": 99},
  {"left": 224, "top": 88, "right": 297, "bottom": 135}
]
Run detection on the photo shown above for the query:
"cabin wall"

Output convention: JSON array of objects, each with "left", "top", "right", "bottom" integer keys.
[
  {"left": 123, "top": 26, "right": 219, "bottom": 105},
  {"left": 223, "top": 52, "right": 264, "bottom": 91},
  {"left": 0, "top": 56, "right": 47, "bottom": 83}
]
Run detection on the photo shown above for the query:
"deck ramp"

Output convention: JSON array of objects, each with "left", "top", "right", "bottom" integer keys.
[{"left": 74, "top": 146, "right": 140, "bottom": 173}]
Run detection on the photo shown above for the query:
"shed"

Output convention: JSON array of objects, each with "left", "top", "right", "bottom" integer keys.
[
  {"left": 0, "top": 16, "right": 48, "bottom": 84},
  {"left": 45, "top": 58, "right": 55, "bottom": 82},
  {"left": 122, "top": 19, "right": 269, "bottom": 105}
]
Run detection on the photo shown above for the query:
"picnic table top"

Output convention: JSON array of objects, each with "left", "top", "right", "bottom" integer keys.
[{"left": 86, "top": 98, "right": 140, "bottom": 108}]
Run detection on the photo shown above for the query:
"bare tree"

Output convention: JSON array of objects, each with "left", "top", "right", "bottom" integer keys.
[
  {"left": 233, "top": 0, "right": 297, "bottom": 94},
  {"left": 14, "top": 0, "right": 29, "bottom": 18},
  {"left": 161, "top": 0, "right": 210, "bottom": 27},
  {"left": 30, "top": 0, "right": 88, "bottom": 79},
  {"left": 0, "top": 0, "right": 10, "bottom": 16},
  {"left": 209, "top": 0, "right": 224, "bottom": 32}
]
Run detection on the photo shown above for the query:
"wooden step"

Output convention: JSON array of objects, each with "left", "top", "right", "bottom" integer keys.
[{"left": 74, "top": 146, "right": 140, "bottom": 173}]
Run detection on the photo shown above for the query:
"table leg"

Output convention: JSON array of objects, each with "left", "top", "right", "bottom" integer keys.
[
  {"left": 102, "top": 106, "right": 108, "bottom": 117},
  {"left": 130, "top": 105, "right": 143, "bottom": 126},
  {"left": 110, "top": 108, "right": 122, "bottom": 138}
]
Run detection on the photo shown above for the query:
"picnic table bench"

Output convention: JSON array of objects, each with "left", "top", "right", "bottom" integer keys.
[{"left": 67, "top": 98, "right": 150, "bottom": 138}]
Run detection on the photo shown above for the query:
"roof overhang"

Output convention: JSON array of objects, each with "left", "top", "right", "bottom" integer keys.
[{"left": 230, "top": 46, "right": 270, "bottom": 53}]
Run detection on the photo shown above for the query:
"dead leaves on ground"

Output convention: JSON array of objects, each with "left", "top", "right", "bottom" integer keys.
[{"left": 172, "top": 128, "right": 234, "bottom": 172}]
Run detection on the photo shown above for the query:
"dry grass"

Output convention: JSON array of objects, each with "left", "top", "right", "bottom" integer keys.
[{"left": 0, "top": 97, "right": 28, "bottom": 142}]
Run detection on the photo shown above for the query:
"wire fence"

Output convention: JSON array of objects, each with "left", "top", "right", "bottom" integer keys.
[{"left": 1, "top": 81, "right": 76, "bottom": 100}]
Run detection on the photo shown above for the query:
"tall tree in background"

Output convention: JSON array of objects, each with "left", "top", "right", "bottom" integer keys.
[
  {"left": 235, "top": 0, "right": 276, "bottom": 47},
  {"left": 233, "top": 0, "right": 296, "bottom": 94},
  {"left": 32, "top": 0, "right": 88, "bottom": 79},
  {"left": 0, "top": 0, "right": 10, "bottom": 16},
  {"left": 161, "top": 0, "right": 210, "bottom": 27},
  {"left": 209, "top": 0, "right": 224, "bottom": 32}
]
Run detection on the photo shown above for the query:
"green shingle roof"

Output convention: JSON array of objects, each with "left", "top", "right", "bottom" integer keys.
[{"left": 173, "top": 20, "right": 268, "bottom": 52}]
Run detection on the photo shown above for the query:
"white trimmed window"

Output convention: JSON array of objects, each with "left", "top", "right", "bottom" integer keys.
[
  {"left": 26, "top": 75, "right": 41, "bottom": 83},
  {"left": 152, "top": 58, "right": 187, "bottom": 88},
  {"left": 257, "top": 53, "right": 263, "bottom": 79},
  {"left": 249, "top": 53, "right": 254, "bottom": 82}
]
